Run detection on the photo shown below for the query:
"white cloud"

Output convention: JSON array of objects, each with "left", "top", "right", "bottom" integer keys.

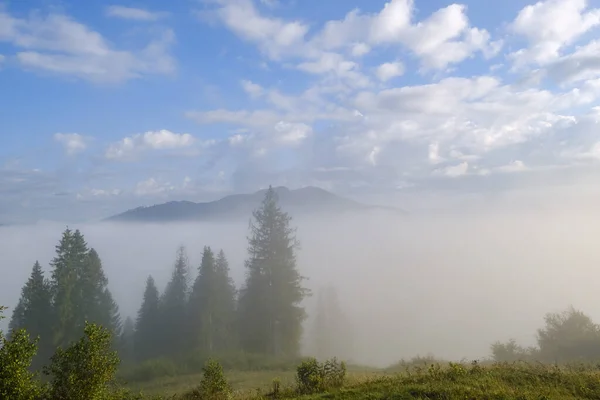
[
  {"left": 546, "top": 40, "right": 600, "bottom": 84},
  {"left": 211, "top": 0, "right": 309, "bottom": 60},
  {"left": 441, "top": 162, "right": 469, "bottom": 178},
  {"left": 351, "top": 42, "right": 370, "bottom": 57},
  {"left": 241, "top": 80, "right": 264, "bottom": 98},
  {"left": 509, "top": 0, "right": 600, "bottom": 67},
  {"left": 496, "top": 160, "right": 528, "bottom": 173},
  {"left": 0, "top": 10, "right": 175, "bottom": 83},
  {"left": 134, "top": 178, "right": 174, "bottom": 196},
  {"left": 0, "top": 54, "right": 5, "bottom": 65},
  {"left": 208, "top": 0, "right": 498, "bottom": 72},
  {"left": 106, "top": 130, "right": 197, "bottom": 160},
  {"left": 76, "top": 188, "right": 122, "bottom": 201},
  {"left": 54, "top": 133, "right": 88, "bottom": 155},
  {"left": 428, "top": 142, "right": 443, "bottom": 164},
  {"left": 274, "top": 121, "right": 312, "bottom": 145},
  {"left": 186, "top": 109, "right": 281, "bottom": 128},
  {"left": 105, "top": 6, "right": 167, "bottom": 21},
  {"left": 375, "top": 62, "right": 404, "bottom": 82}
]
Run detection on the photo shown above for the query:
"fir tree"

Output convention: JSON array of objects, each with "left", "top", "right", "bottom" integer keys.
[
  {"left": 7, "top": 299, "right": 25, "bottom": 335},
  {"left": 189, "top": 246, "right": 217, "bottom": 353},
  {"left": 160, "top": 246, "right": 190, "bottom": 357},
  {"left": 50, "top": 228, "right": 120, "bottom": 350},
  {"left": 214, "top": 249, "right": 238, "bottom": 351},
  {"left": 9, "top": 261, "right": 54, "bottom": 368},
  {"left": 238, "top": 186, "right": 309, "bottom": 356},
  {"left": 80, "top": 249, "right": 121, "bottom": 337},
  {"left": 134, "top": 276, "right": 161, "bottom": 362},
  {"left": 50, "top": 228, "right": 89, "bottom": 348},
  {"left": 189, "top": 247, "right": 237, "bottom": 353}
]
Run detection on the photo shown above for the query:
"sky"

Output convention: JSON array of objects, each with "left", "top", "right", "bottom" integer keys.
[{"left": 2, "top": 0, "right": 600, "bottom": 223}]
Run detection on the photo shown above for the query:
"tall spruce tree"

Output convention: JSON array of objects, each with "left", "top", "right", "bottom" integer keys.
[
  {"left": 160, "top": 246, "right": 190, "bottom": 357},
  {"left": 80, "top": 249, "right": 122, "bottom": 337},
  {"left": 8, "top": 261, "right": 54, "bottom": 368},
  {"left": 214, "top": 249, "right": 238, "bottom": 350},
  {"left": 237, "top": 186, "right": 309, "bottom": 356},
  {"left": 134, "top": 276, "right": 161, "bottom": 361},
  {"left": 189, "top": 247, "right": 237, "bottom": 353},
  {"left": 50, "top": 228, "right": 89, "bottom": 348},
  {"left": 50, "top": 228, "right": 120, "bottom": 349}
]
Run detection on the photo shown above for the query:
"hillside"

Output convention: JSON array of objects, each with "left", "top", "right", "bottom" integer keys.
[{"left": 105, "top": 186, "right": 404, "bottom": 223}]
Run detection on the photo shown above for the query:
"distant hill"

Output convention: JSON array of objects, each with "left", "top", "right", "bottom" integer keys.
[{"left": 105, "top": 186, "right": 405, "bottom": 223}]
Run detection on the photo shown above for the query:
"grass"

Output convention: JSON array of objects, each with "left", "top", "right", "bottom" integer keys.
[
  {"left": 128, "top": 369, "right": 387, "bottom": 397},
  {"left": 128, "top": 361, "right": 600, "bottom": 399}
]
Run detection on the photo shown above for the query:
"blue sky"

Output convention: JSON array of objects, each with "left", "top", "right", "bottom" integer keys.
[{"left": 1, "top": 0, "right": 600, "bottom": 222}]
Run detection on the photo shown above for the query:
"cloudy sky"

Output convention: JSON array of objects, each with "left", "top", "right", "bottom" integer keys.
[{"left": 2, "top": 0, "right": 600, "bottom": 223}]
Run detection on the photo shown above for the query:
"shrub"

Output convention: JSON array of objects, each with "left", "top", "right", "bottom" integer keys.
[
  {"left": 43, "top": 322, "right": 120, "bottom": 400},
  {"left": 199, "top": 359, "right": 230, "bottom": 400},
  {"left": 182, "top": 359, "right": 230, "bottom": 400},
  {"left": 296, "top": 357, "right": 347, "bottom": 394},
  {"left": 0, "top": 327, "right": 43, "bottom": 400}
]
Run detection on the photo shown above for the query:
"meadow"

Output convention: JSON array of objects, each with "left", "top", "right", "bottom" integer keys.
[{"left": 122, "top": 360, "right": 600, "bottom": 399}]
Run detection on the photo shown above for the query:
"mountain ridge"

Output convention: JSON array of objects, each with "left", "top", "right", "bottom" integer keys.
[{"left": 105, "top": 186, "right": 405, "bottom": 223}]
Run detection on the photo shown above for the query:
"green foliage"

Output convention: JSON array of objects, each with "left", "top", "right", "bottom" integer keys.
[
  {"left": 134, "top": 276, "right": 161, "bottom": 362},
  {"left": 44, "top": 322, "right": 120, "bottom": 400},
  {"left": 491, "top": 338, "right": 539, "bottom": 362},
  {"left": 537, "top": 306, "right": 600, "bottom": 362},
  {"left": 9, "top": 261, "right": 54, "bottom": 368},
  {"left": 49, "top": 228, "right": 121, "bottom": 355},
  {"left": 198, "top": 359, "right": 231, "bottom": 400},
  {"left": 490, "top": 307, "right": 600, "bottom": 364},
  {"left": 238, "top": 187, "right": 310, "bottom": 357},
  {"left": 0, "top": 311, "right": 43, "bottom": 400},
  {"left": 159, "top": 246, "right": 191, "bottom": 358},
  {"left": 189, "top": 247, "right": 237, "bottom": 354},
  {"left": 296, "top": 357, "right": 346, "bottom": 394},
  {"left": 119, "top": 358, "right": 181, "bottom": 383}
]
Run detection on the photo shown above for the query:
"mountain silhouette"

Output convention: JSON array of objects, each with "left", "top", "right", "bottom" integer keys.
[{"left": 105, "top": 186, "right": 404, "bottom": 223}]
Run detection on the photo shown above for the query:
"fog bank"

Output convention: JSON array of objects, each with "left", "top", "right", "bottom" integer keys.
[{"left": 2, "top": 204, "right": 600, "bottom": 367}]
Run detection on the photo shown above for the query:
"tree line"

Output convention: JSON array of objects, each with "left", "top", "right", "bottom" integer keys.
[
  {"left": 491, "top": 306, "right": 600, "bottom": 364},
  {"left": 5, "top": 187, "right": 347, "bottom": 371}
]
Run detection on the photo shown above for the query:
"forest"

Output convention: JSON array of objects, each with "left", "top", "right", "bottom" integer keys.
[{"left": 4, "top": 186, "right": 600, "bottom": 399}]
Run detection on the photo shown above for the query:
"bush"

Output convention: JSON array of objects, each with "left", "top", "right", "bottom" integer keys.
[
  {"left": 199, "top": 359, "right": 230, "bottom": 399},
  {"left": 296, "top": 357, "right": 346, "bottom": 394},
  {"left": 0, "top": 327, "right": 43, "bottom": 400},
  {"left": 182, "top": 359, "right": 230, "bottom": 400},
  {"left": 43, "top": 322, "right": 120, "bottom": 400}
]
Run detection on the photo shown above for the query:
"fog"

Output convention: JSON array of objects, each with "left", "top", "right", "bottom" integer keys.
[{"left": 3, "top": 197, "right": 600, "bottom": 367}]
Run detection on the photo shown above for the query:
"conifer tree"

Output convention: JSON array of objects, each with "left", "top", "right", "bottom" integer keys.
[
  {"left": 50, "top": 228, "right": 89, "bottom": 348},
  {"left": 214, "top": 249, "right": 238, "bottom": 350},
  {"left": 134, "top": 276, "right": 161, "bottom": 362},
  {"left": 160, "top": 246, "right": 190, "bottom": 357},
  {"left": 189, "top": 246, "right": 216, "bottom": 353},
  {"left": 7, "top": 299, "right": 24, "bottom": 335},
  {"left": 9, "top": 261, "right": 54, "bottom": 368},
  {"left": 50, "top": 228, "right": 120, "bottom": 350},
  {"left": 189, "top": 247, "right": 237, "bottom": 353},
  {"left": 80, "top": 249, "right": 122, "bottom": 337},
  {"left": 237, "top": 186, "right": 309, "bottom": 356}
]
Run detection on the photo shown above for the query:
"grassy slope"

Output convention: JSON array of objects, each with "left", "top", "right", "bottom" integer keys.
[{"left": 130, "top": 362, "right": 600, "bottom": 399}]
